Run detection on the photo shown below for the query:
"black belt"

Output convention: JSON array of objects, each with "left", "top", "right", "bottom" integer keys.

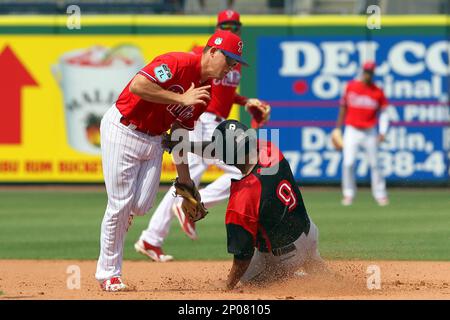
[
  {"left": 214, "top": 115, "right": 225, "bottom": 123},
  {"left": 120, "top": 117, "right": 156, "bottom": 136},
  {"left": 272, "top": 243, "right": 296, "bottom": 256}
]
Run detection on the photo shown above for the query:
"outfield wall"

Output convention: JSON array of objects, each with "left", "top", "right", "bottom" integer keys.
[{"left": 0, "top": 15, "right": 449, "bottom": 184}]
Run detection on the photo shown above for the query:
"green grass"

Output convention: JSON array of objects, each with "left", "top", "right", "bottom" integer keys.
[
  {"left": 304, "top": 189, "right": 450, "bottom": 261},
  {"left": 0, "top": 188, "right": 449, "bottom": 261}
]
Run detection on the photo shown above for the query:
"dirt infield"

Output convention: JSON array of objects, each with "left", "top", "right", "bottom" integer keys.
[{"left": 1, "top": 260, "right": 449, "bottom": 300}]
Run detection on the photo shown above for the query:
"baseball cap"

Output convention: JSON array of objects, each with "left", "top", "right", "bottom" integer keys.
[
  {"left": 206, "top": 29, "right": 248, "bottom": 66},
  {"left": 362, "top": 61, "right": 376, "bottom": 72},
  {"left": 217, "top": 9, "right": 241, "bottom": 26}
]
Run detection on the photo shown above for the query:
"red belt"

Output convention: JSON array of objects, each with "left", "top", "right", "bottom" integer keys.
[{"left": 120, "top": 117, "right": 156, "bottom": 136}]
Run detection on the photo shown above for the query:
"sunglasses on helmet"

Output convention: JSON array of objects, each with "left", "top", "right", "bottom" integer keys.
[{"left": 218, "top": 23, "right": 241, "bottom": 32}]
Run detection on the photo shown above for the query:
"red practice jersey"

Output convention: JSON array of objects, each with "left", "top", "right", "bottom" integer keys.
[
  {"left": 191, "top": 45, "right": 247, "bottom": 119},
  {"left": 115, "top": 52, "right": 209, "bottom": 135},
  {"left": 340, "top": 79, "right": 388, "bottom": 129},
  {"left": 225, "top": 141, "right": 311, "bottom": 259}
]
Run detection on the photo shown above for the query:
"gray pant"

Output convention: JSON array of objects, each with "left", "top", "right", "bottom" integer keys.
[{"left": 240, "top": 220, "right": 322, "bottom": 283}]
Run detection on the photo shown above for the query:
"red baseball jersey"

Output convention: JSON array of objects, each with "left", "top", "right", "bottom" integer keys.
[
  {"left": 340, "top": 80, "right": 388, "bottom": 129},
  {"left": 115, "top": 52, "right": 209, "bottom": 135},
  {"left": 191, "top": 45, "right": 247, "bottom": 119},
  {"left": 225, "top": 141, "right": 311, "bottom": 259}
]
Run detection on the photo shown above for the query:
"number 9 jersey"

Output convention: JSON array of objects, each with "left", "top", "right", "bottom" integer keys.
[{"left": 225, "top": 140, "right": 312, "bottom": 259}]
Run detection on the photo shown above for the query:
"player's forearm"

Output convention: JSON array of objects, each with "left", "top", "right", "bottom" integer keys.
[
  {"left": 170, "top": 122, "right": 193, "bottom": 185},
  {"left": 175, "top": 162, "right": 192, "bottom": 186},
  {"left": 130, "top": 74, "right": 185, "bottom": 105},
  {"left": 226, "top": 257, "right": 252, "bottom": 290},
  {"left": 234, "top": 93, "right": 248, "bottom": 106},
  {"left": 336, "top": 105, "right": 346, "bottom": 128}
]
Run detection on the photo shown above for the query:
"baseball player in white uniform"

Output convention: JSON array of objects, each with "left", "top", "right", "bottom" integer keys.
[
  {"left": 335, "top": 61, "right": 390, "bottom": 207},
  {"left": 135, "top": 10, "right": 271, "bottom": 262},
  {"left": 96, "top": 29, "right": 248, "bottom": 291}
]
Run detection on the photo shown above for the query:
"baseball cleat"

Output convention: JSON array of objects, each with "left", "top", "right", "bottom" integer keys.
[
  {"left": 172, "top": 203, "right": 198, "bottom": 240},
  {"left": 341, "top": 197, "right": 353, "bottom": 206},
  {"left": 376, "top": 197, "right": 389, "bottom": 206},
  {"left": 134, "top": 239, "right": 174, "bottom": 262},
  {"left": 100, "top": 277, "right": 127, "bottom": 292}
]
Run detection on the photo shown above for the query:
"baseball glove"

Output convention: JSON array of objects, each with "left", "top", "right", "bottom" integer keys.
[
  {"left": 331, "top": 128, "right": 344, "bottom": 150},
  {"left": 245, "top": 98, "right": 271, "bottom": 129},
  {"left": 173, "top": 178, "right": 208, "bottom": 222}
]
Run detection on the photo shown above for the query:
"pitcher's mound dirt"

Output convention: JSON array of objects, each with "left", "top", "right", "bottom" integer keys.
[{"left": 1, "top": 260, "right": 450, "bottom": 300}]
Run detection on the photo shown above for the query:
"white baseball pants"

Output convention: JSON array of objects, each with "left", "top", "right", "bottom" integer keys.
[
  {"left": 95, "top": 106, "right": 164, "bottom": 281},
  {"left": 342, "top": 125, "right": 387, "bottom": 200},
  {"left": 140, "top": 112, "right": 242, "bottom": 247}
]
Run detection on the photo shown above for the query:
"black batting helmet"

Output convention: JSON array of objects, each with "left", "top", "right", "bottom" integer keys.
[{"left": 212, "top": 120, "right": 257, "bottom": 165}]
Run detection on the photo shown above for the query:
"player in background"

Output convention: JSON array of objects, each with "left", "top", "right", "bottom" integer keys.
[
  {"left": 191, "top": 120, "right": 327, "bottom": 289},
  {"left": 96, "top": 29, "right": 247, "bottom": 291},
  {"left": 335, "top": 61, "right": 390, "bottom": 207},
  {"left": 135, "top": 9, "right": 270, "bottom": 262}
]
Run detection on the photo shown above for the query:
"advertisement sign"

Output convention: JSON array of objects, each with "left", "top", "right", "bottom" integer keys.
[
  {"left": 0, "top": 34, "right": 235, "bottom": 182},
  {"left": 258, "top": 36, "right": 449, "bottom": 183},
  {"left": 53, "top": 45, "right": 145, "bottom": 154},
  {"left": 1, "top": 15, "right": 448, "bottom": 184}
]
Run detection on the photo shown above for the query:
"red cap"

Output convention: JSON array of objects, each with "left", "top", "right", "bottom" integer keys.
[
  {"left": 206, "top": 29, "right": 248, "bottom": 66},
  {"left": 362, "top": 61, "right": 376, "bottom": 72},
  {"left": 217, "top": 9, "right": 241, "bottom": 25}
]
